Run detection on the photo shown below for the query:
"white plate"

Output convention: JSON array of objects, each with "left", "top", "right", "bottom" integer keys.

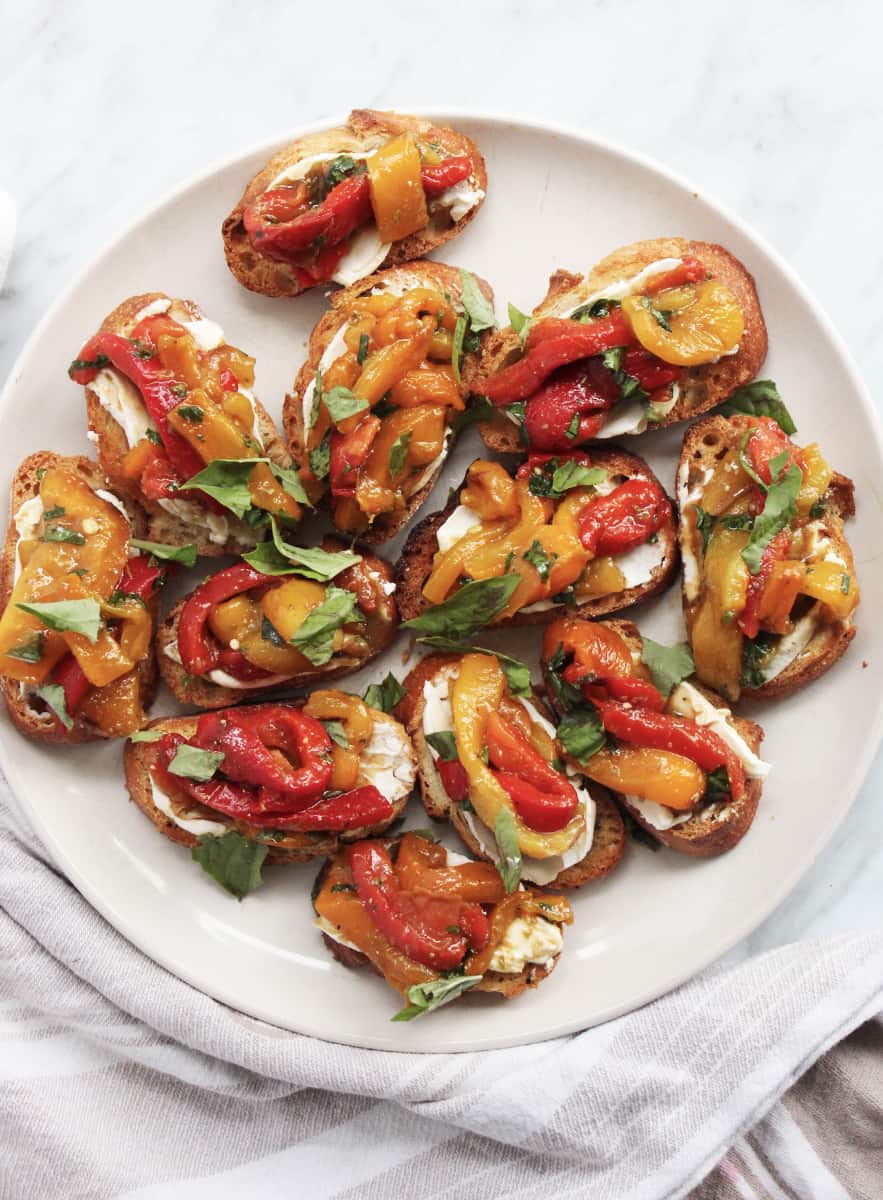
[{"left": 2, "top": 113, "right": 881, "bottom": 1052}]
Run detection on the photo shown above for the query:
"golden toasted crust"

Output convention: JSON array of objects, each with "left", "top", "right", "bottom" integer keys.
[
  {"left": 0, "top": 451, "right": 158, "bottom": 745},
  {"left": 677, "top": 415, "right": 858, "bottom": 701},
  {"left": 283, "top": 261, "right": 494, "bottom": 544},
  {"left": 80, "top": 292, "right": 292, "bottom": 558},
  {"left": 476, "top": 239, "right": 768, "bottom": 454},
  {"left": 395, "top": 447, "right": 679, "bottom": 628},
  {"left": 222, "top": 110, "right": 488, "bottom": 298},
  {"left": 123, "top": 705, "right": 413, "bottom": 862},
  {"left": 157, "top": 540, "right": 399, "bottom": 709},
  {"left": 399, "top": 655, "right": 626, "bottom": 888},
  {"left": 540, "top": 617, "right": 765, "bottom": 857}
]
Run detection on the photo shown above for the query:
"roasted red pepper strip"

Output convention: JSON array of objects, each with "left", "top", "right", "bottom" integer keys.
[
  {"left": 50, "top": 654, "right": 92, "bottom": 719},
  {"left": 437, "top": 758, "right": 470, "bottom": 804},
  {"left": 214, "top": 648, "right": 277, "bottom": 682},
  {"left": 523, "top": 358, "right": 619, "bottom": 451},
  {"left": 737, "top": 528, "right": 792, "bottom": 639},
  {"left": 329, "top": 416, "right": 382, "bottom": 497},
  {"left": 578, "top": 478, "right": 672, "bottom": 556},
  {"left": 291, "top": 241, "right": 350, "bottom": 288},
  {"left": 484, "top": 310, "right": 635, "bottom": 406},
  {"left": 140, "top": 448, "right": 184, "bottom": 502},
  {"left": 732, "top": 415, "right": 803, "bottom": 486},
  {"left": 621, "top": 346, "right": 682, "bottom": 391},
  {"left": 244, "top": 174, "right": 374, "bottom": 263},
  {"left": 219, "top": 367, "right": 239, "bottom": 392},
  {"left": 116, "top": 553, "right": 167, "bottom": 601},
  {"left": 253, "top": 785, "right": 392, "bottom": 830},
  {"left": 348, "top": 841, "right": 487, "bottom": 971},
  {"left": 485, "top": 713, "right": 577, "bottom": 832},
  {"left": 177, "top": 563, "right": 272, "bottom": 676},
  {"left": 419, "top": 156, "right": 473, "bottom": 196},
  {"left": 593, "top": 699, "right": 746, "bottom": 802},
  {"left": 562, "top": 664, "right": 666, "bottom": 711},
  {"left": 641, "top": 255, "right": 707, "bottom": 295}
]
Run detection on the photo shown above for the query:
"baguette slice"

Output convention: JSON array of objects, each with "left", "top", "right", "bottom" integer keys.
[
  {"left": 223, "top": 109, "right": 487, "bottom": 298},
  {"left": 124, "top": 704, "right": 413, "bottom": 863},
  {"left": 677, "top": 415, "right": 857, "bottom": 701},
  {"left": 157, "top": 538, "right": 399, "bottom": 709},
  {"left": 80, "top": 292, "right": 292, "bottom": 557},
  {"left": 398, "top": 654, "right": 626, "bottom": 888},
  {"left": 396, "top": 447, "right": 678, "bottom": 628},
  {"left": 312, "top": 846, "right": 560, "bottom": 1001},
  {"left": 284, "top": 261, "right": 494, "bottom": 545},
  {"left": 477, "top": 238, "right": 768, "bottom": 454},
  {"left": 542, "top": 618, "right": 766, "bottom": 856},
  {"left": 0, "top": 451, "right": 158, "bottom": 744}
]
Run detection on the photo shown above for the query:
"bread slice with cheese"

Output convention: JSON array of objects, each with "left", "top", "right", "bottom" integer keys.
[
  {"left": 477, "top": 238, "right": 768, "bottom": 454},
  {"left": 79, "top": 292, "right": 292, "bottom": 558},
  {"left": 398, "top": 654, "right": 627, "bottom": 888},
  {"left": 223, "top": 109, "right": 487, "bottom": 298},
  {"left": 395, "top": 447, "right": 678, "bottom": 628},
  {"left": 0, "top": 451, "right": 158, "bottom": 744}
]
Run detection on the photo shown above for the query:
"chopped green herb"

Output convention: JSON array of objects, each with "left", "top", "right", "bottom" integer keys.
[
  {"left": 130, "top": 538, "right": 197, "bottom": 566},
  {"left": 639, "top": 296, "right": 672, "bottom": 331},
  {"left": 35, "top": 683, "right": 73, "bottom": 729},
  {"left": 357, "top": 332, "right": 370, "bottom": 364},
  {"left": 494, "top": 806, "right": 522, "bottom": 893},
  {"left": 41, "top": 525, "right": 86, "bottom": 546},
  {"left": 458, "top": 270, "right": 496, "bottom": 332},
  {"left": 289, "top": 585, "right": 359, "bottom": 666},
  {"left": 640, "top": 637, "right": 695, "bottom": 697},
  {"left": 426, "top": 731, "right": 458, "bottom": 761},
  {"left": 176, "top": 405, "right": 204, "bottom": 423},
  {"left": 192, "top": 832, "right": 267, "bottom": 900},
  {"left": 17, "top": 598, "right": 101, "bottom": 642},
  {"left": 389, "top": 431, "right": 412, "bottom": 478},
  {"left": 168, "top": 745, "right": 224, "bottom": 782},
  {"left": 363, "top": 673, "right": 406, "bottom": 713},
  {"left": 719, "top": 380, "right": 796, "bottom": 435},
  {"left": 401, "top": 575, "right": 521, "bottom": 641},
  {"left": 322, "top": 720, "right": 349, "bottom": 749},
  {"left": 322, "top": 386, "right": 369, "bottom": 425},
  {"left": 4, "top": 633, "right": 44, "bottom": 664},
  {"left": 523, "top": 539, "right": 554, "bottom": 583},
  {"left": 391, "top": 974, "right": 482, "bottom": 1021},
  {"left": 557, "top": 707, "right": 606, "bottom": 764}
]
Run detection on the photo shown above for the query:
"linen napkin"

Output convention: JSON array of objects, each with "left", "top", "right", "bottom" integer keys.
[{"left": 2, "top": 782, "right": 882, "bottom": 1200}]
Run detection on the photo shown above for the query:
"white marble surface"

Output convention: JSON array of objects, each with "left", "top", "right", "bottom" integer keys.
[{"left": 0, "top": 0, "right": 880, "bottom": 963}]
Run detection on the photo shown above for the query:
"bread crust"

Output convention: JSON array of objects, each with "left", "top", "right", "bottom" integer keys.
[
  {"left": 0, "top": 451, "right": 158, "bottom": 744},
  {"left": 80, "top": 292, "right": 292, "bottom": 558},
  {"left": 123, "top": 704, "right": 413, "bottom": 862},
  {"left": 677, "top": 415, "right": 858, "bottom": 701},
  {"left": 157, "top": 539, "right": 399, "bottom": 709},
  {"left": 395, "top": 446, "right": 679, "bottom": 628},
  {"left": 223, "top": 110, "right": 488, "bottom": 298},
  {"left": 541, "top": 617, "right": 766, "bottom": 856},
  {"left": 399, "top": 654, "right": 626, "bottom": 888},
  {"left": 283, "top": 261, "right": 494, "bottom": 544},
  {"left": 476, "top": 239, "right": 768, "bottom": 454}
]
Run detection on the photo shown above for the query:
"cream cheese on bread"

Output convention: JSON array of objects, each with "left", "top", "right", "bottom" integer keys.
[
  {"left": 150, "top": 779, "right": 228, "bottom": 838},
  {"left": 357, "top": 715, "right": 417, "bottom": 802}
]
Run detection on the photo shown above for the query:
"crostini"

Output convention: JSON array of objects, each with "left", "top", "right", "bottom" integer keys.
[
  {"left": 124, "top": 695, "right": 415, "bottom": 889},
  {"left": 477, "top": 238, "right": 767, "bottom": 452},
  {"left": 0, "top": 452, "right": 170, "bottom": 742},
  {"left": 396, "top": 449, "right": 677, "bottom": 629},
  {"left": 157, "top": 538, "right": 398, "bottom": 709},
  {"left": 314, "top": 830, "right": 573, "bottom": 1020},
  {"left": 541, "top": 617, "right": 768, "bottom": 856},
  {"left": 399, "top": 651, "right": 626, "bottom": 888},
  {"left": 223, "top": 109, "right": 487, "bottom": 298},
  {"left": 70, "top": 293, "right": 302, "bottom": 557},
  {"left": 677, "top": 407, "right": 859, "bottom": 702},
  {"left": 284, "top": 260, "right": 495, "bottom": 543}
]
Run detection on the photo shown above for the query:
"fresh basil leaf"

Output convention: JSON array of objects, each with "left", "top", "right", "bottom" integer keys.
[
  {"left": 357, "top": 332, "right": 370, "bottom": 364},
  {"left": 401, "top": 575, "right": 521, "bottom": 641},
  {"left": 309, "top": 434, "right": 331, "bottom": 481},
  {"left": 322, "top": 720, "right": 349, "bottom": 749},
  {"left": 184, "top": 458, "right": 309, "bottom": 518},
  {"left": 507, "top": 301, "right": 532, "bottom": 344},
  {"left": 737, "top": 430, "right": 769, "bottom": 491},
  {"left": 705, "top": 766, "right": 731, "bottom": 802},
  {"left": 546, "top": 644, "right": 584, "bottom": 712},
  {"left": 325, "top": 154, "right": 365, "bottom": 191},
  {"left": 17, "top": 598, "right": 101, "bottom": 642},
  {"left": 176, "top": 404, "right": 204, "bottom": 423},
  {"left": 459, "top": 270, "right": 495, "bottom": 332},
  {"left": 391, "top": 973, "right": 483, "bottom": 1021},
  {"left": 128, "top": 728, "right": 164, "bottom": 743},
  {"left": 719, "top": 380, "right": 796, "bottom": 436},
  {"left": 558, "top": 707, "right": 606, "bottom": 765},
  {"left": 42, "top": 505, "right": 65, "bottom": 520},
  {"left": 242, "top": 519, "right": 361, "bottom": 580},
  {"left": 695, "top": 506, "right": 715, "bottom": 552},
  {"left": 494, "top": 806, "right": 522, "bottom": 894},
  {"left": 168, "top": 745, "right": 224, "bottom": 782},
  {"left": 289, "top": 585, "right": 359, "bottom": 666},
  {"left": 452, "top": 395, "right": 494, "bottom": 434},
  {"left": 41, "top": 525, "right": 85, "bottom": 545},
  {"left": 389, "top": 431, "right": 412, "bottom": 479},
  {"left": 507, "top": 400, "right": 526, "bottom": 426},
  {"left": 741, "top": 632, "right": 777, "bottom": 689},
  {"left": 720, "top": 513, "right": 754, "bottom": 531},
  {"left": 130, "top": 538, "right": 197, "bottom": 566},
  {"left": 640, "top": 637, "right": 695, "bottom": 697},
  {"left": 35, "top": 683, "right": 73, "bottom": 729},
  {"left": 621, "top": 808, "right": 661, "bottom": 851},
  {"left": 840, "top": 572, "right": 852, "bottom": 596},
  {"left": 571, "top": 297, "right": 621, "bottom": 323},
  {"left": 4, "top": 633, "right": 44, "bottom": 663},
  {"left": 417, "top": 638, "right": 532, "bottom": 698},
  {"left": 426, "top": 730, "right": 458, "bottom": 761},
  {"left": 640, "top": 295, "right": 672, "bottom": 331},
  {"left": 564, "top": 413, "right": 580, "bottom": 441},
  {"left": 741, "top": 456, "right": 803, "bottom": 574},
  {"left": 523, "top": 539, "right": 554, "bottom": 583},
  {"left": 551, "top": 461, "right": 606, "bottom": 495},
  {"left": 68, "top": 353, "right": 109, "bottom": 377},
  {"left": 308, "top": 369, "right": 324, "bottom": 431},
  {"left": 191, "top": 831, "right": 268, "bottom": 900},
  {"left": 323, "top": 386, "right": 369, "bottom": 425},
  {"left": 451, "top": 314, "right": 467, "bottom": 385},
  {"left": 363, "top": 673, "right": 406, "bottom": 713}
]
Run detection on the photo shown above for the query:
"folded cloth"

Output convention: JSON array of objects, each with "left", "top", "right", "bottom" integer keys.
[{"left": 1, "top": 784, "right": 882, "bottom": 1200}]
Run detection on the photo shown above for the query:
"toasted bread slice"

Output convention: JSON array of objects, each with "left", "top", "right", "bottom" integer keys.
[
  {"left": 79, "top": 292, "right": 292, "bottom": 557},
  {"left": 0, "top": 451, "right": 158, "bottom": 744},
  {"left": 396, "top": 447, "right": 678, "bottom": 628},
  {"left": 541, "top": 617, "right": 766, "bottom": 856},
  {"left": 223, "top": 110, "right": 487, "bottom": 298},
  {"left": 123, "top": 704, "right": 414, "bottom": 862},
  {"left": 398, "top": 654, "right": 626, "bottom": 888},
  {"left": 283, "top": 261, "right": 494, "bottom": 545},
  {"left": 677, "top": 415, "right": 858, "bottom": 701},
  {"left": 157, "top": 539, "right": 399, "bottom": 709},
  {"left": 477, "top": 238, "right": 768, "bottom": 454}
]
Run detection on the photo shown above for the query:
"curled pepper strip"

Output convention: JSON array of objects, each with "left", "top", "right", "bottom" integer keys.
[
  {"left": 419, "top": 156, "right": 473, "bottom": 196},
  {"left": 485, "top": 713, "right": 578, "bottom": 832},
  {"left": 737, "top": 528, "right": 792, "bottom": 639},
  {"left": 244, "top": 174, "right": 374, "bottom": 263},
  {"left": 642, "top": 255, "right": 708, "bottom": 295},
  {"left": 523, "top": 358, "right": 620, "bottom": 452},
  {"left": 329, "top": 416, "right": 382, "bottom": 498},
  {"left": 577, "top": 477, "right": 672, "bottom": 557},
  {"left": 176, "top": 563, "right": 273, "bottom": 676}
]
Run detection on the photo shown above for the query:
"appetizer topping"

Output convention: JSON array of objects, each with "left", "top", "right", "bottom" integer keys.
[
  {"left": 543, "top": 618, "right": 769, "bottom": 828},
  {"left": 486, "top": 256, "right": 744, "bottom": 445},
  {"left": 300, "top": 274, "right": 490, "bottom": 532},
  {"left": 314, "top": 831, "right": 573, "bottom": 1016},
  {"left": 678, "top": 407, "right": 859, "bottom": 699},
  {"left": 421, "top": 456, "right": 671, "bottom": 621},
  {"left": 0, "top": 463, "right": 168, "bottom": 735},
  {"left": 70, "top": 299, "right": 304, "bottom": 534},
  {"left": 243, "top": 135, "right": 481, "bottom": 285}
]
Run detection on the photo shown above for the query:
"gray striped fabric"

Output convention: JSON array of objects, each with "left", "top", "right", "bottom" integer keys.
[{"left": 2, "top": 790, "right": 882, "bottom": 1200}]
